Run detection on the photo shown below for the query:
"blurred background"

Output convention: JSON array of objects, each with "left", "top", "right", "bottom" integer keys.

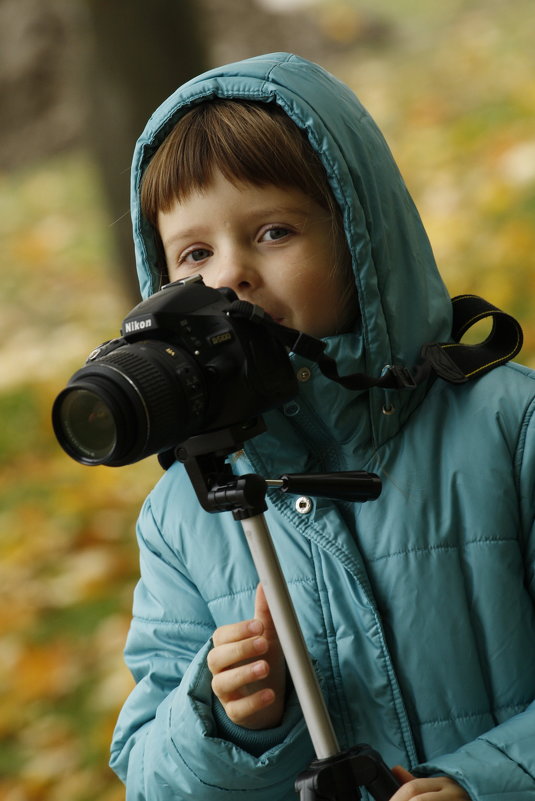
[{"left": 0, "top": 0, "right": 533, "bottom": 799}]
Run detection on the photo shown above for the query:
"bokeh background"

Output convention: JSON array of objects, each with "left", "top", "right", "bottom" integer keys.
[{"left": 1, "top": 1, "right": 534, "bottom": 799}]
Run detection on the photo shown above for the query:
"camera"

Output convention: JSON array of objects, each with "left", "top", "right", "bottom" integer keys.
[{"left": 52, "top": 276, "right": 298, "bottom": 467}]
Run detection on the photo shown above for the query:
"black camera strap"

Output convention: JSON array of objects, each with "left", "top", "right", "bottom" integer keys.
[{"left": 226, "top": 294, "right": 523, "bottom": 392}]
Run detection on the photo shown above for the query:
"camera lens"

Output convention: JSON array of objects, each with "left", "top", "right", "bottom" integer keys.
[
  {"left": 52, "top": 341, "right": 207, "bottom": 466},
  {"left": 55, "top": 388, "right": 118, "bottom": 463},
  {"left": 52, "top": 374, "right": 135, "bottom": 466}
]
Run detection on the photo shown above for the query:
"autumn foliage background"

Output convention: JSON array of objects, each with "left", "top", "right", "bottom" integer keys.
[{"left": 1, "top": 2, "right": 534, "bottom": 799}]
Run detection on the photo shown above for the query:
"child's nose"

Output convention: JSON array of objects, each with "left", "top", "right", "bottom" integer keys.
[{"left": 214, "top": 252, "right": 257, "bottom": 293}]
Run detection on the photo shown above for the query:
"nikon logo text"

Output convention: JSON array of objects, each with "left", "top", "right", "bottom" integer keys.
[{"left": 124, "top": 319, "right": 152, "bottom": 333}]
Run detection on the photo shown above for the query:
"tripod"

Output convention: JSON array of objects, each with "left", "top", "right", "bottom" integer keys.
[{"left": 174, "top": 420, "right": 402, "bottom": 801}]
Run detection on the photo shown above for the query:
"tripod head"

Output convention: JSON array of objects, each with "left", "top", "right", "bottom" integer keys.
[{"left": 173, "top": 418, "right": 381, "bottom": 519}]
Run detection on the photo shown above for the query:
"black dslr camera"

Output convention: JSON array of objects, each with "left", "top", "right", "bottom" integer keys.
[{"left": 52, "top": 276, "right": 298, "bottom": 467}]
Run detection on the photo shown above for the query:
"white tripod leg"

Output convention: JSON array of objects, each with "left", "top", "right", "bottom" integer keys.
[{"left": 241, "top": 513, "right": 339, "bottom": 760}]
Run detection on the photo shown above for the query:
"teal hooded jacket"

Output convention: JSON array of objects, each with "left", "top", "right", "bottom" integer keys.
[{"left": 110, "top": 53, "right": 535, "bottom": 800}]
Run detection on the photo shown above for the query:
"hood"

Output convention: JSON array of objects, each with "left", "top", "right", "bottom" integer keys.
[{"left": 130, "top": 52, "right": 452, "bottom": 449}]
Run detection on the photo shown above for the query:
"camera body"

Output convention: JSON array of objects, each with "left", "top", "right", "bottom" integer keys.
[{"left": 52, "top": 278, "right": 298, "bottom": 466}]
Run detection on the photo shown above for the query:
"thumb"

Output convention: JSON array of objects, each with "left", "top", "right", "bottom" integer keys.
[
  {"left": 254, "top": 583, "right": 276, "bottom": 635},
  {"left": 391, "top": 765, "right": 416, "bottom": 784}
]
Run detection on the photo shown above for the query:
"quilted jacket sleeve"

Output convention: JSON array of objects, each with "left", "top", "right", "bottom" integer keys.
[
  {"left": 417, "top": 704, "right": 535, "bottom": 799},
  {"left": 416, "top": 396, "right": 535, "bottom": 799},
  {"left": 109, "top": 494, "right": 312, "bottom": 801}
]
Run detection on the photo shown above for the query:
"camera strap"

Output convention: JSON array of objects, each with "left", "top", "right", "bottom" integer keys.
[{"left": 226, "top": 294, "right": 523, "bottom": 392}]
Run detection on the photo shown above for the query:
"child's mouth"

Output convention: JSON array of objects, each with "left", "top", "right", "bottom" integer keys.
[{"left": 265, "top": 311, "right": 285, "bottom": 326}]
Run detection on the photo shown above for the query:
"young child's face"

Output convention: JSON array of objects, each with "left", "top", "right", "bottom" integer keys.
[{"left": 157, "top": 170, "right": 353, "bottom": 338}]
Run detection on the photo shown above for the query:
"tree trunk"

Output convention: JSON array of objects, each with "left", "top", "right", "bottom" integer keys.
[{"left": 83, "top": 0, "right": 208, "bottom": 304}]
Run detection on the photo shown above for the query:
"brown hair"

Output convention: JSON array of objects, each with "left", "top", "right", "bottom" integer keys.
[{"left": 141, "top": 99, "right": 340, "bottom": 224}]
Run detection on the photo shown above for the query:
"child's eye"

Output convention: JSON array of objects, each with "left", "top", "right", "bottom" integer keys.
[
  {"left": 181, "top": 247, "right": 212, "bottom": 264},
  {"left": 260, "top": 226, "right": 293, "bottom": 243}
]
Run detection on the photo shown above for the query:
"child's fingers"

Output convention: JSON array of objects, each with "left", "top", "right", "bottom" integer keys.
[
  {"left": 391, "top": 765, "right": 416, "bottom": 783},
  {"left": 208, "top": 588, "right": 287, "bottom": 729},
  {"left": 212, "top": 617, "right": 263, "bottom": 648},
  {"left": 222, "top": 687, "right": 276, "bottom": 726},
  {"left": 254, "top": 583, "right": 270, "bottom": 620},
  {"left": 208, "top": 631, "right": 267, "bottom": 675},
  {"left": 211, "top": 658, "right": 269, "bottom": 701},
  {"left": 254, "top": 583, "right": 277, "bottom": 637}
]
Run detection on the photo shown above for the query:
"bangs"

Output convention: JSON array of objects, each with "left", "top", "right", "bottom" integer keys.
[{"left": 140, "top": 100, "right": 334, "bottom": 225}]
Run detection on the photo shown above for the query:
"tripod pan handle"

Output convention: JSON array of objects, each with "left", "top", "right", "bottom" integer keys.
[{"left": 279, "top": 471, "right": 382, "bottom": 502}]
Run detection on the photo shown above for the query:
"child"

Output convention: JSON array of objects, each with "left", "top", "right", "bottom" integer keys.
[{"left": 110, "top": 53, "right": 535, "bottom": 800}]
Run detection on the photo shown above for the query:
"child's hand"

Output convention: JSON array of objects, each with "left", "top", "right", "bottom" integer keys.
[
  {"left": 390, "top": 766, "right": 471, "bottom": 799},
  {"left": 208, "top": 583, "right": 286, "bottom": 730}
]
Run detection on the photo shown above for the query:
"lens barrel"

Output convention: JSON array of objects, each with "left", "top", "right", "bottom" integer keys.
[{"left": 52, "top": 341, "right": 205, "bottom": 466}]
